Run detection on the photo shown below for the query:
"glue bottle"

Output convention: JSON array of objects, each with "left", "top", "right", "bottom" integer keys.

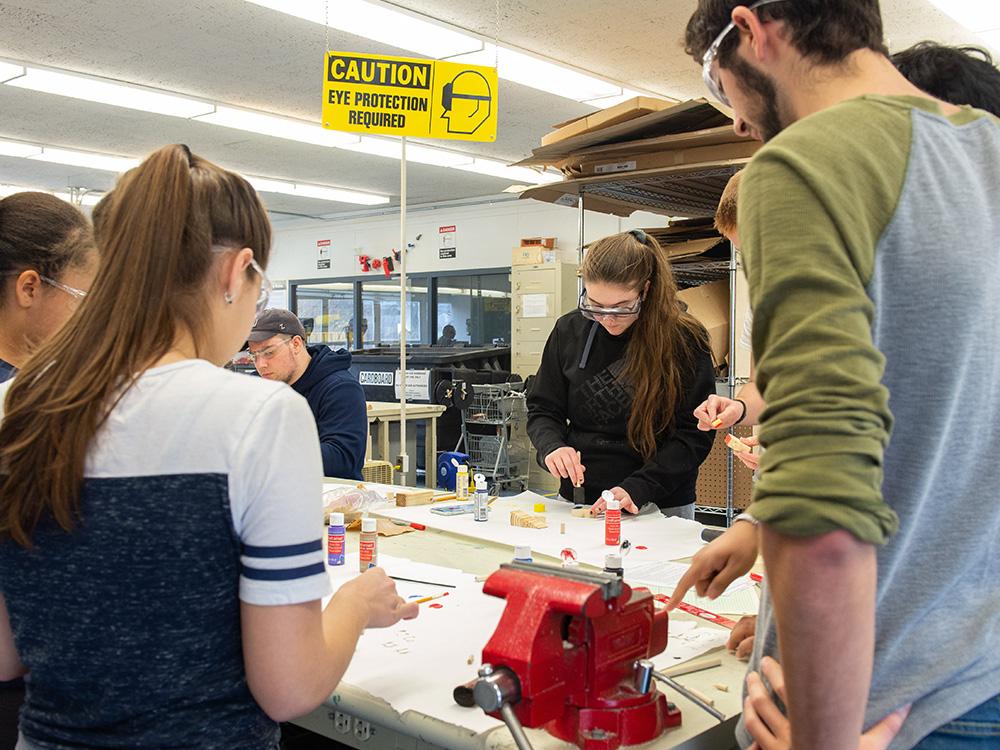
[
  {"left": 513, "top": 545, "right": 533, "bottom": 564},
  {"left": 473, "top": 473, "right": 489, "bottom": 522},
  {"left": 327, "top": 512, "right": 345, "bottom": 567},
  {"left": 456, "top": 463, "right": 470, "bottom": 500},
  {"left": 604, "top": 552, "right": 624, "bottom": 577},
  {"left": 359, "top": 517, "right": 378, "bottom": 572},
  {"left": 604, "top": 492, "right": 621, "bottom": 546}
]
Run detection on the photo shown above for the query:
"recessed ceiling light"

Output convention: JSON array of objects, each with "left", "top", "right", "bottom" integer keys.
[
  {"left": 245, "top": 0, "right": 484, "bottom": 58},
  {"left": 193, "top": 105, "right": 359, "bottom": 148},
  {"left": 245, "top": 176, "right": 389, "bottom": 205},
  {"left": 29, "top": 147, "right": 140, "bottom": 173},
  {"left": 7, "top": 67, "right": 216, "bottom": 118},
  {"left": 0, "top": 139, "right": 43, "bottom": 158},
  {"left": 454, "top": 158, "right": 561, "bottom": 185},
  {"left": 0, "top": 62, "right": 24, "bottom": 83}
]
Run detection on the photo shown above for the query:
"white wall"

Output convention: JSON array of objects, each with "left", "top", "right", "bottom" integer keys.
[{"left": 268, "top": 198, "right": 670, "bottom": 281}]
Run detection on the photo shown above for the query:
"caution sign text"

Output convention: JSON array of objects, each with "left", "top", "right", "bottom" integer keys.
[{"left": 322, "top": 51, "right": 498, "bottom": 142}]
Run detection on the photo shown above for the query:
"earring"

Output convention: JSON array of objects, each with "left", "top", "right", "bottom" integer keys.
[{"left": 224, "top": 292, "right": 233, "bottom": 305}]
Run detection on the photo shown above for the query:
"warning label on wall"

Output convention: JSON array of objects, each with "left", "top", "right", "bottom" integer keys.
[{"left": 322, "top": 51, "right": 498, "bottom": 142}]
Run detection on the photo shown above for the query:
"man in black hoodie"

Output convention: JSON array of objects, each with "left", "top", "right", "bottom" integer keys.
[{"left": 248, "top": 309, "right": 367, "bottom": 480}]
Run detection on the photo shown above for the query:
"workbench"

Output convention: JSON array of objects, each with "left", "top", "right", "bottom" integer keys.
[
  {"left": 293, "top": 488, "right": 746, "bottom": 750},
  {"left": 365, "top": 401, "right": 447, "bottom": 486}
]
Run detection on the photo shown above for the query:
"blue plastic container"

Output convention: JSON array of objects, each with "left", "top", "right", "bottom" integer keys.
[{"left": 437, "top": 451, "right": 470, "bottom": 490}]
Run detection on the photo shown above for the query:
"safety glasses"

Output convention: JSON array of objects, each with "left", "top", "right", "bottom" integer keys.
[
  {"left": 40, "top": 275, "right": 88, "bottom": 301},
  {"left": 702, "top": 0, "right": 787, "bottom": 106},
  {"left": 247, "top": 337, "right": 292, "bottom": 363},
  {"left": 578, "top": 289, "right": 643, "bottom": 320},
  {"left": 212, "top": 246, "right": 271, "bottom": 315}
]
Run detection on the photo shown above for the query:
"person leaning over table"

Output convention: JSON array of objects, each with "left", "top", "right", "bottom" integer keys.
[
  {"left": 0, "top": 144, "right": 417, "bottom": 750},
  {"left": 526, "top": 229, "right": 716, "bottom": 520}
]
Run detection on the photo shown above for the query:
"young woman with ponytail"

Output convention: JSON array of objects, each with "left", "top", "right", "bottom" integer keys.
[
  {"left": 0, "top": 145, "right": 416, "bottom": 749},
  {"left": 527, "top": 229, "right": 716, "bottom": 519}
]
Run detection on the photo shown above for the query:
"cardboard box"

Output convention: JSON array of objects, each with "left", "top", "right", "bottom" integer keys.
[
  {"left": 562, "top": 140, "right": 759, "bottom": 178},
  {"left": 677, "top": 279, "right": 730, "bottom": 369},
  {"left": 513, "top": 246, "right": 544, "bottom": 265},
  {"left": 541, "top": 96, "right": 674, "bottom": 147},
  {"left": 520, "top": 236, "right": 556, "bottom": 249}
]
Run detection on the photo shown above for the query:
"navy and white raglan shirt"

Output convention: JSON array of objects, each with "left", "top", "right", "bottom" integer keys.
[{"left": 0, "top": 360, "right": 331, "bottom": 750}]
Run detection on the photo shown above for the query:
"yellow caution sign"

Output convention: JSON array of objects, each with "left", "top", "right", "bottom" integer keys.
[{"left": 322, "top": 51, "right": 498, "bottom": 142}]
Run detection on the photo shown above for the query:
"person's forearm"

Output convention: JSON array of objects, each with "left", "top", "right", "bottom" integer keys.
[
  {"left": 317, "top": 589, "right": 368, "bottom": 696},
  {"left": 735, "top": 381, "right": 765, "bottom": 427},
  {"left": 760, "top": 524, "right": 876, "bottom": 750}
]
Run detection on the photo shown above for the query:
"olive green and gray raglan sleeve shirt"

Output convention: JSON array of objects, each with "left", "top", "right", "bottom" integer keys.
[{"left": 735, "top": 96, "right": 1000, "bottom": 750}]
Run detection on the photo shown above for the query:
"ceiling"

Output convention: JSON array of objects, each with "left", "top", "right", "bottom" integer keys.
[{"left": 0, "top": 0, "right": 989, "bottom": 222}]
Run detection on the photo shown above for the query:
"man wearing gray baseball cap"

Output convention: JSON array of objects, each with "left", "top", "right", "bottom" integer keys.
[{"left": 247, "top": 309, "right": 367, "bottom": 480}]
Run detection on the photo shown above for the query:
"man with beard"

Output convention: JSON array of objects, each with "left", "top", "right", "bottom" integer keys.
[{"left": 683, "top": 2, "right": 1000, "bottom": 749}]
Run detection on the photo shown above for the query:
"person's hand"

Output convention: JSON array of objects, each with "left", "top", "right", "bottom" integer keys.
[
  {"left": 668, "top": 520, "right": 759, "bottom": 607},
  {"left": 694, "top": 395, "right": 744, "bottom": 431},
  {"left": 544, "top": 446, "right": 585, "bottom": 486},
  {"left": 744, "top": 656, "right": 911, "bottom": 750},
  {"left": 335, "top": 567, "right": 419, "bottom": 629},
  {"left": 735, "top": 436, "right": 761, "bottom": 471},
  {"left": 592, "top": 486, "right": 639, "bottom": 514},
  {"left": 727, "top": 615, "right": 757, "bottom": 660}
]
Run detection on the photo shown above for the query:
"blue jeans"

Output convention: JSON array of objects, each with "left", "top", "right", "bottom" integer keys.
[{"left": 912, "top": 694, "right": 1000, "bottom": 748}]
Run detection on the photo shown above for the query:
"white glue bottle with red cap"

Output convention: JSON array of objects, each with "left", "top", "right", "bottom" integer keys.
[{"left": 603, "top": 490, "right": 621, "bottom": 546}]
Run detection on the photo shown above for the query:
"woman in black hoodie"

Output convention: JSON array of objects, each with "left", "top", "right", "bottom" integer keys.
[{"left": 527, "top": 230, "right": 715, "bottom": 519}]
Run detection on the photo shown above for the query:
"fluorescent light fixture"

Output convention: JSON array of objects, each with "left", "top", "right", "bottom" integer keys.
[
  {"left": 0, "top": 184, "right": 103, "bottom": 206},
  {"left": 927, "top": 1, "right": 1000, "bottom": 31},
  {"left": 981, "top": 29, "right": 1000, "bottom": 51},
  {"left": 341, "top": 136, "right": 474, "bottom": 167},
  {"left": 246, "top": 0, "right": 483, "bottom": 58},
  {"left": 247, "top": 175, "right": 389, "bottom": 205},
  {"left": 245, "top": 1, "right": 651, "bottom": 103},
  {"left": 29, "top": 147, "right": 140, "bottom": 173},
  {"left": 455, "top": 158, "right": 561, "bottom": 185},
  {"left": 0, "top": 139, "right": 43, "bottom": 158},
  {"left": 0, "top": 62, "right": 24, "bottom": 83},
  {"left": 6, "top": 67, "right": 215, "bottom": 118},
  {"left": 194, "top": 105, "right": 359, "bottom": 148}
]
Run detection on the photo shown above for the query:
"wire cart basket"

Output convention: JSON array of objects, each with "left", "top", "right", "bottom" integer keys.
[{"left": 455, "top": 383, "right": 529, "bottom": 491}]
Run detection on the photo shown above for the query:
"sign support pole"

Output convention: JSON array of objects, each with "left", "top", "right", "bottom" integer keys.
[{"left": 398, "top": 136, "right": 409, "bottom": 480}]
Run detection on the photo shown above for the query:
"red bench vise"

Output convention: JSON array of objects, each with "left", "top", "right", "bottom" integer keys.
[{"left": 472, "top": 562, "right": 681, "bottom": 750}]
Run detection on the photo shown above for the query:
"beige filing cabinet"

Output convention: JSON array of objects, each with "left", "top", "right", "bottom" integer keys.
[
  {"left": 512, "top": 261, "right": 579, "bottom": 494},
  {"left": 512, "top": 261, "right": 579, "bottom": 378}
]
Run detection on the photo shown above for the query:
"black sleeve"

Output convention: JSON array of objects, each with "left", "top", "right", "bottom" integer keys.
[
  {"left": 526, "top": 323, "right": 572, "bottom": 467},
  {"left": 618, "top": 344, "right": 716, "bottom": 505}
]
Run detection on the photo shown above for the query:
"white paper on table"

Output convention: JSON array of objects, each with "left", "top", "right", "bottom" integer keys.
[
  {"left": 376, "top": 491, "right": 706, "bottom": 567},
  {"left": 655, "top": 625, "right": 730, "bottom": 667},
  {"left": 325, "top": 555, "right": 506, "bottom": 733},
  {"left": 683, "top": 586, "right": 760, "bottom": 617}
]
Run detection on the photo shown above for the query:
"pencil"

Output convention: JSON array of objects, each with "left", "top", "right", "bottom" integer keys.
[{"left": 413, "top": 592, "right": 450, "bottom": 604}]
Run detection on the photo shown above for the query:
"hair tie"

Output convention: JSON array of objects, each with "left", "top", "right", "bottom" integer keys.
[{"left": 628, "top": 228, "right": 649, "bottom": 245}]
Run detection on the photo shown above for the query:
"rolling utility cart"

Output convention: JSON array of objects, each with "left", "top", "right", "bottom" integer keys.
[{"left": 456, "top": 382, "right": 530, "bottom": 492}]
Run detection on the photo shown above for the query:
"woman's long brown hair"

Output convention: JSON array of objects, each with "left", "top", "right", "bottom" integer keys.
[
  {"left": 0, "top": 144, "right": 271, "bottom": 547},
  {"left": 581, "top": 231, "right": 710, "bottom": 460}
]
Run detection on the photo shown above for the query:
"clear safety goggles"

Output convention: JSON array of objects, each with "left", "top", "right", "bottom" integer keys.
[
  {"left": 578, "top": 289, "right": 643, "bottom": 320},
  {"left": 702, "top": 0, "right": 787, "bottom": 107}
]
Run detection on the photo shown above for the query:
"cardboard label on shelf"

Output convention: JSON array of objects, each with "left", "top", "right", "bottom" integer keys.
[
  {"left": 322, "top": 51, "right": 498, "bottom": 142},
  {"left": 554, "top": 194, "right": 578, "bottom": 208},
  {"left": 594, "top": 160, "right": 637, "bottom": 175},
  {"left": 394, "top": 369, "right": 431, "bottom": 401},
  {"left": 359, "top": 371, "right": 395, "bottom": 387}
]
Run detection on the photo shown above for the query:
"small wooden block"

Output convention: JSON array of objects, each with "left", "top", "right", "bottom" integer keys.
[
  {"left": 393, "top": 489, "right": 436, "bottom": 507},
  {"left": 571, "top": 506, "right": 599, "bottom": 518},
  {"left": 510, "top": 510, "right": 548, "bottom": 529},
  {"left": 713, "top": 683, "right": 729, "bottom": 693},
  {"left": 725, "top": 433, "right": 752, "bottom": 453},
  {"left": 560, "top": 522, "right": 566, "bottom": 535}
]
